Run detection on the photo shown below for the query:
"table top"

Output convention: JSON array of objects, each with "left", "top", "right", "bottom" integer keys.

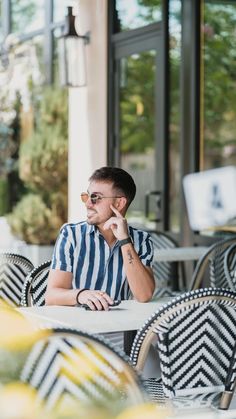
[
  {"left": 154, "top": 246, "right": 208, "bottom": 262},
  {"left": 18, "top": 297, "right": 172, "bottom": 334}
]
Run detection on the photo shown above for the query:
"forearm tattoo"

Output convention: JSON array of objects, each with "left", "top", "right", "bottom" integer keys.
[{"left": 127, "top": 250, "right": 134, "bottom": 264}]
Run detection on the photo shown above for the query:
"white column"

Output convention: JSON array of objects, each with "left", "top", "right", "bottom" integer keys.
[{"left": 68, "top": 0, "right": 108, "bottom": 222}]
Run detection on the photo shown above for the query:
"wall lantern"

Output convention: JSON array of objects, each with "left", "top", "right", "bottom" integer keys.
[{"left": 58, "top": 6, "right": 90, "bottom": 87}]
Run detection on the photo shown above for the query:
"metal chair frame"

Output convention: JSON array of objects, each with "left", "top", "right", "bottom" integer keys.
[
  {"left": 223, "top": 242, "right": 236, "bottom": 291},
  {"left": 21, "top": 260, "right": 51, "bottom": 307},
  {"left": 0, "top": 252, "right": 34, "bottom": 306},
  {"left": 189, "top": 237, "right": 236, "bottom": 290}
]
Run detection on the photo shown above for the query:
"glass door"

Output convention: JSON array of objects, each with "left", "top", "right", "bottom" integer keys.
[{"left": 112, "top": 24, "right": 166, "bottom": 229}]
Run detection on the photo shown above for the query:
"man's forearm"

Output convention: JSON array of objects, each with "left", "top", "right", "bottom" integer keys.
[
  {"left": 45, "top": 288, "right": 79, "bottom": 306},
  {"left": 121, "top": 243, "right": 155, "bottom": 302}
]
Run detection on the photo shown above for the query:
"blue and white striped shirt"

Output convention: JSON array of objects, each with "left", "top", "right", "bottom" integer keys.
[{"left": 51, "top": 221, "right": 153, "bottom": 300}]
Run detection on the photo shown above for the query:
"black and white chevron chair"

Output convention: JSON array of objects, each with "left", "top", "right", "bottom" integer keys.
[
  {"left": 189, "top": 237, "right": 236, "bottom": 290},
  {"left": 20, "top": 327, "right": 145, "bottom": 410},
  {"left": 0, "top": 253, "right": 34, "bottom": 306},
  {"left": 130, "top": 288, "right": 236, "bottom": 410},
  {"left": 149, "top": 231, "right": 185, "bottom": 296},
  {"left": 223, "top": 242, "right": 236, "bottom": 291},
  {"left": 21, "top": 260, "right": 51, "bottom": 307}
]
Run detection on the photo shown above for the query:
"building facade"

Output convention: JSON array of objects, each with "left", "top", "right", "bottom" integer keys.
[{"left": 1, "top": 0, "right": 236, "bottom": 246}]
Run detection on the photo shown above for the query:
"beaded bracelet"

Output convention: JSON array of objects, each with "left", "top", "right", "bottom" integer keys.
[{"left": 76, "top": 288, "right": 89, "bottom": 306}]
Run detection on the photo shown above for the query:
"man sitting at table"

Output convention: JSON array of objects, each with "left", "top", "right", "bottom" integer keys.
[{"left": 45, "top": 166, "right": 155, "bottom": 310}]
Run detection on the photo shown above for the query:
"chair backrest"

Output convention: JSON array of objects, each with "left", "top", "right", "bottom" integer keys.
[
  {"left": 149, "top": 231, "right": 185, "bottom": 295},
  {"left": 130, "top": 288, "right": 236, "bottom": 404},
  {"left": 189, "top": 237, "right": 236, "bottom": 290},
  {"left": 223, "top": 242, "right": 236, "bottom": 291},
  {"left": 21, "top": 260, "right": 51, "bottom": 307},
  {"left": 0, "top": 253, "right": 34, "bottom": 306},
  {"left": 20, "top": 327, "right": 145, "bottom": 410}
]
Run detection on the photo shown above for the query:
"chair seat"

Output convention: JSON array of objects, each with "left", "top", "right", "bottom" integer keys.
[
  {"left": 143, "top": 378, "right": 221, "bottom": 409},
  {"left": 143, "top": 378, "right": 166, "bottom": 403}
]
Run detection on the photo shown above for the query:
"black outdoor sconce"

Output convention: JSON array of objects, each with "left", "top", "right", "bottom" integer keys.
[{"left": 58, "top": 6, "right": 90, "bottom": 87}]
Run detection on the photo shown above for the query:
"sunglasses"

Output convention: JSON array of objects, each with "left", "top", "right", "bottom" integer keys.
[{"left": 81, "top": 192, "right": 122, "bottom": 205}]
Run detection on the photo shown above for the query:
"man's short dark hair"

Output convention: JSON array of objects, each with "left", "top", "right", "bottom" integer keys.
[{"left": 89, "top": 166, "right": 136, "bottom": 207}]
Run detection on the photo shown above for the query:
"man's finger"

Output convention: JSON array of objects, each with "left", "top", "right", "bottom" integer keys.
[
  {"left": 103, "top": 217, "right": 119, "bottom": 229},
  {"left": 110, "top": 204, "right": 123, "bottom": 217}
]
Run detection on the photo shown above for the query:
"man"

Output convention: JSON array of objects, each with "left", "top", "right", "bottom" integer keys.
[{"left": 45, "top": 166, "right": 155, "bottom": 310}]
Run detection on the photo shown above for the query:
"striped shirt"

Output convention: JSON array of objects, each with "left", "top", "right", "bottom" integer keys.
[{"left": 51, "top": 221, "right": 153, "bottom": 300}]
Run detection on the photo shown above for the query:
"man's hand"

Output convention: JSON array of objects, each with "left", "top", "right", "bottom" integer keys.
[
  {"left": 77, "top": 289, "right": 114, "bottom": 311},
  {"left": 103, "top": 205, "right": 129, "bottom": 240}
]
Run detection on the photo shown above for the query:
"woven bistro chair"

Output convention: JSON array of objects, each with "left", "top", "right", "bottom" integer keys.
[
  {"left": 189, "top": 237, "right": 236, "bottom": 290},
  {"left": 20, "top": 327, "right": 145, "bottom": 410},
  {"left": 21, "top": 260, "right": 51, "bottom": 307},
  {"left": 149, "top": 231, "right": 185, "bottom": 296},
  {"left": 0, "top": 253, "right": 34, "bottom": 306},
  {"left": 223, "top": 242, "right": 236, "bottom": 291},
  {"left": 130, "top": 288, "right": 236, "bottom": 410}
]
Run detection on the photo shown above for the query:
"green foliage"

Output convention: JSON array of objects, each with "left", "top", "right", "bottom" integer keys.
[
  {"left": 7, "top": 194, "right": 64, "bottom": 245},
  {"left": 7, "top": 87, "right": 68, "bottom": 244},
  {"left": 120, "top": 51, "right": 155, "bottom": 153},
  {"left": 19, "top": 125, "right": 68, "bottom": 193},
  {"left": 19, "top": 88, "right": 68, "bottom": 193},
  {"left": 11, "top": 0, "right": 37, "bottom": 33},
  {"left": 203, "top": 4, "right": 236, "bottom": 150},
  {"left": 0, "top": 178, "right": 9, "bottom": 216}
]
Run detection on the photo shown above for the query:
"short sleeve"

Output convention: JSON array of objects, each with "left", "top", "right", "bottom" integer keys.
[
  {"left": 138, "top": 232, "right": 154, "bottom": 267},
  {"left": 51, "top": 224, "right": 75, "bottom": 272}
]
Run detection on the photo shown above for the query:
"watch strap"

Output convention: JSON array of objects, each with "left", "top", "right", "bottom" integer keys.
[{"left": 119, "top": 237, "right": 132, "bottom": 247}]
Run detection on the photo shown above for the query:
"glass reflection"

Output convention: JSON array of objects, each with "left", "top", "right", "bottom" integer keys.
[
  {"left": 11, "top": 0, "right": 44, "bottom": 33},
  {"left": 119, "top": 51, "right": 156, "bottom": 225},
  {"left": 202, "top": 1, "right": 236, "bottom": 171},
  {"left": 115, "top": 0, "right": 162, "bottom": 32}
]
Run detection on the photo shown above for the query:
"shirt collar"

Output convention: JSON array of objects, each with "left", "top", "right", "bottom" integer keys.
[{"left": 86, "top": 222, "right": 132, "bottom": 237}]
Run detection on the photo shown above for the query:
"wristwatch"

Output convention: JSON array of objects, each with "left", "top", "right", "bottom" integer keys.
[{"left": 119, "top": 237, "right": 133, "bottom": 247}]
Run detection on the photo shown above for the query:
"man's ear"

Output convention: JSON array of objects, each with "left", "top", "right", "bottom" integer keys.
[{"left": 116, "top": 196, "right": 127, "bottom": 212}]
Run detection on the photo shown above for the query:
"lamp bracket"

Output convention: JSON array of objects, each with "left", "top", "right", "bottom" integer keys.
[{"left": 80, "top": 31, "right": 90, "bottom": 45}]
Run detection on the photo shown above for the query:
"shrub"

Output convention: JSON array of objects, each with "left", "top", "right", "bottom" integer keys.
[
  {"left": 7, "top": 86, "right": 68, "bottom": 244},
  {"left": 7, "top": 194, "right": 64, "bottom": 245}
]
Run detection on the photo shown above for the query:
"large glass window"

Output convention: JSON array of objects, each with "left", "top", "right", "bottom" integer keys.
[
  {"left": 202, "top": 1, "right": 236, "bottom": 170},
  {"left": 119, "top": 50, "right": 156, "bottom": 224},
  {"left": 169, "top": 0, "right": 181, "bottom": 232},
  {"left": 114, "top": 0, "right": 162, "bottom": 32},
  {"left": 11, "top": 0, "right": 44, "bottom": 33}
]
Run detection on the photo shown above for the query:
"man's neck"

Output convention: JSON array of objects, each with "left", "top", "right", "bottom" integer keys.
[{"left": 97, "top": 224, "right": 117, "bottom": 247}]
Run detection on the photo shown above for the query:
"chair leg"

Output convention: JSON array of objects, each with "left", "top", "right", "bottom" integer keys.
[
  {"left": 219, "top": 390, "right": 234, "bottom": 410},
  {"left": 219, "top": 379, "right": 236, "bottom": 410}
]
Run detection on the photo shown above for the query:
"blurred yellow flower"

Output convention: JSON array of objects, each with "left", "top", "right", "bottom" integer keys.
[
  {"left": 62, "top": 348, "right": 100, "bottom": 383},
  {"left": 0, "top": 305, "right": 50, "bottom": 350},
  {"left": 115, "top": 402, "right": 172, "bottom": 419},
  {"left": 0, "top": 382, "right": 48, "bottom": 419},
  {"left": 52, "top": 398, "right": 112, "bottom": 419}
]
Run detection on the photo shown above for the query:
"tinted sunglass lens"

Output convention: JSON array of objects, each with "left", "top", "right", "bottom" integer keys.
[{"left": 90, "top": 194, "right": 98, "bottom": 204}]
